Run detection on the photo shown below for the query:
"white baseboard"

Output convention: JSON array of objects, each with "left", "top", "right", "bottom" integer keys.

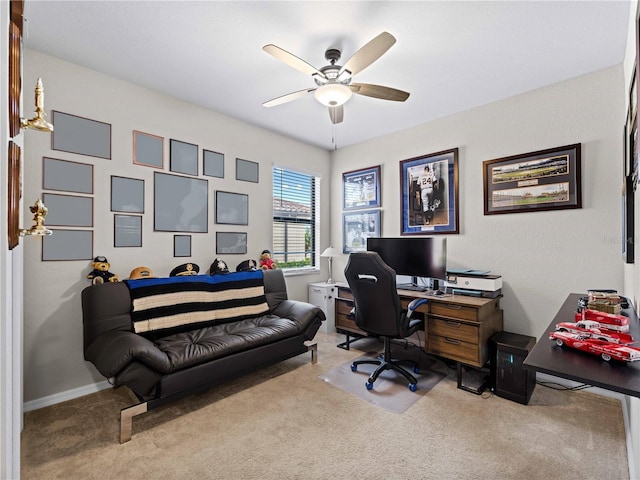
[
  {"left": 23, "top": 380, "right": 111, "bottom": 413},
  {"left": 537, "top": 373, "right": 635, "bottom": 480}
]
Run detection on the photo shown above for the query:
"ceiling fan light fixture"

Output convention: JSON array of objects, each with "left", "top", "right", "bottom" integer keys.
[{"left": 314, "top": 84, "right": 352, "bottom": 107}]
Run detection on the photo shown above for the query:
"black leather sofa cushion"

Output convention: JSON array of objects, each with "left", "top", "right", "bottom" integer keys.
[{"left": 155, "top": 314, "right": 301, "bottom": 371}]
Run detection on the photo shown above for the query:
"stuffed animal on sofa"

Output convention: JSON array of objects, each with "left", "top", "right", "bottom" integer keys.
[
  {"left": 87, "top": 256, "right": 119, "bottom": 285},
  {"left": 259, "top": 250, "right": 277, "bottom": 270}
]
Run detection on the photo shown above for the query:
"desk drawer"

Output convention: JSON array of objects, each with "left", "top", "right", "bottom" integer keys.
[
  {"left": 428, "top": 317, "right": 479, "bottom": 344},
  {"left": 428, "top": 335, "right": 479, "bottom": 366},
  {"left": 335, "top": 297, "right": 365, "bottom": 335},
  {"left": 431, "top": 302, "right": 478, "bottom": 322}
]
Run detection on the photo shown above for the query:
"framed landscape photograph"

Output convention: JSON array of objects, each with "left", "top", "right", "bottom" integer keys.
[
  {"left": 400, "top": 149, "right": 458, "bottom": 235},
  {"left": 342, "top": 209, "right": 381, "bottom": 254},
  {"left": 343, "top": 165, "right": 381, "bottom": 210},
  {"left": 483, "top": 144, "right": 582, "bottom": 215}
]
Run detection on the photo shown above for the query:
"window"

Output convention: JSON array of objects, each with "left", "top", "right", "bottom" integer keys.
[{"left": 272, "top": 167, "right": 319, "bottom": 271}]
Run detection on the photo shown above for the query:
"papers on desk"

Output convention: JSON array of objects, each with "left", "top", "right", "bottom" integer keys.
[{"left": 447, "top": 268, "right": 491, "bottom": 276}]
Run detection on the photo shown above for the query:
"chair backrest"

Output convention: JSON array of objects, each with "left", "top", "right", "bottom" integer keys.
[{"left": 344, "top": 251, "right": 405, "bottom": 337}]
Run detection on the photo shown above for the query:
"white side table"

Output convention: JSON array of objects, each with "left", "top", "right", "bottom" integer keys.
[{"left": 308, "top": 282, "right": 336, "bottom": 333}]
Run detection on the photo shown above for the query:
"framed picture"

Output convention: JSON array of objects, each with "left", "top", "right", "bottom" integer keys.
[
  {"left": 631, "top": 65, "right": 639, "bottom": 191},
  {"left": 215, "top": 191, "right": 248, "bottom": 225},
  {"left": 42, "top": 229, "right": 93, "bottom": 261},
  {"left": 400, "top": 149, "right": 459, "bottom": 235},
  {"left": 216, "top": 232, "right": 248, "bottom": 254},
  {"left": 9, "top": 10, "right": 20, "bottom": 138},
  {"left": 483, "top": 144, "right": 581, "bottom": 215},
  {"left": 114, "top": 214, "right": 142, "bottom": 247},
  {"left": 174, "top": 235, "right": 192, "bottom": 257},
  {"left": 342, "top": 209, "right": 381, "bottom": 253},
  {"left": 111, "top": 176, "right": 144, "bottom": 213},
  {"left": 343, "top": 165, "right": 381, "bottom": 210},
  {"left": 625, "top": 98, "right": 635, "bottom": 263},
  {"left": 236, "top": 158, "right": 259, "bottom": 183},
  {"left": 8, "top": 142, "right": 20, "bottom": 250},
  {"left": 170, "top": 139, "right": 198, "bottom": 176},
  {"left": 43, "top": 193, "right": 93, "bottom": 227},
  {"left": 51, "top": 111, "right": 111, "bottom": 160},
  {"left": 203, "top": 149, "right": 224, "bottom": 178},
  {"left": 133, "top": 130, "right": 164, "bottom": 169},
  {"left": 154, "top": 172, "right": 208, "bottom": 233},
  {"left": 43, "top": 157, "right": 93, "bottom": 194}
]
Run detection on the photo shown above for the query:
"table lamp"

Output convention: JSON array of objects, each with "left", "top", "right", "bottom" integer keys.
[{"left": 320, "top": 246, "right": 340, "bottom": 284}]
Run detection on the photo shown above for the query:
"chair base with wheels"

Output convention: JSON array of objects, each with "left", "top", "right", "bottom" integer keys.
[
  {"left": 344, "top": 251, "right": 427, "bottom": 393},
  {"left": 351, "top": 337, "right": 420, "bottom": 391}
]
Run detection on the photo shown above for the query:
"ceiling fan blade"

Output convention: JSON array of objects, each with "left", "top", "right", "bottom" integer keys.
[
  {"left": 329, "top": 105, "right": 344, "bottom": 124},
  {"left": 339, "top": 32, "right": 396, "bottom": 76},
  {"left": 351, "top": 83, "right": 410, "bottom": 102},
  {"left": 263, "top": 44, "right": 326, "bottom": 78},
  {"left": 263, "top": 88, "right": 316, "bottom": 108}
]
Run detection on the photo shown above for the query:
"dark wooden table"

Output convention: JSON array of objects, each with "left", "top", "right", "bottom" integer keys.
[{"left": 523, "top": 293, "right": 640, "bottom": 398}]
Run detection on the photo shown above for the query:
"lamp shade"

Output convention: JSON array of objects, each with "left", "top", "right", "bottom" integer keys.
[
  {"left": 321, "top": 246, "right": 340, "bottom": 258},
  {"left": 314, "top": 84, "right": 352, "bottom": 107}
]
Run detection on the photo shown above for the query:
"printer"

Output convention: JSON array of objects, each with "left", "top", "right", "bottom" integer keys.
[{"left": 444, "top": 269, "right": 502, "bottom": 298}]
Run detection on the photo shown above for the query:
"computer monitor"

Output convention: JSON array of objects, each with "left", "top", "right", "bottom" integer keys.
[{"left": 366, "top": 237, "right": 447, "bottom": 291}]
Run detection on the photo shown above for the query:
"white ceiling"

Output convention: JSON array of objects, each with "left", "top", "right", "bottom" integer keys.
[{"left": 23, "top": 1, "right": 630, "bottom": 151}]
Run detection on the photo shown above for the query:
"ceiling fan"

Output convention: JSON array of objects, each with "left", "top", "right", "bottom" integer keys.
[{"left": 262, "top": 32, "right": 410, "bottom": 125}]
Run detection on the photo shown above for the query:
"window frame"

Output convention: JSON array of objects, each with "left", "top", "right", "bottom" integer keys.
[{"left": 272, "top": 166, "right": 320, "bottom": 275}]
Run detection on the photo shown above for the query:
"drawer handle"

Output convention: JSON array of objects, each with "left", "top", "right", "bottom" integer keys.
[
  {"left": 444, "top": 304, "right": 462, "bottom": 310},
  {"left": 444, "top": 320, "right": 461, "bottom": 328},
  {"left": 444, "top": 337, "right": 461, "bottom": 345}
]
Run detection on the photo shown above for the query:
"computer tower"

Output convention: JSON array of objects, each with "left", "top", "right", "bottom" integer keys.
[{"left": 490, "top": 331, "right": 536, "bottom": 405}]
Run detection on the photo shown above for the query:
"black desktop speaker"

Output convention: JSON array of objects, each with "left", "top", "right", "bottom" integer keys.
[{"left": 489, "top": 331, "right": 537, "bottom": 405}]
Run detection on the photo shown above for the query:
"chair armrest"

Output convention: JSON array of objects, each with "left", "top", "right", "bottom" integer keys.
[
  {"left": 85, "top": 330, "right": 171, "bottom": 377},
  {"left": 407, "top": 298, "right": 428, "bottom": 319},
  {"left": 271, "top": 299, "right": 326, "bottom": 326}
]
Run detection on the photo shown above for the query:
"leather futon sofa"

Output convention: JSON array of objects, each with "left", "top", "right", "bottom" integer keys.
[{"left": 82, "top": 269, "right": 324, "bottom": 442}]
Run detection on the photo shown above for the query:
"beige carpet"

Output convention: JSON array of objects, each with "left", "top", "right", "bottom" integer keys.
[
  {"left": 319, "top": 350, "right": 446, "bottom": 413},
  {"left": 21, "top": 332, "right": 629, "bottom": 480}
]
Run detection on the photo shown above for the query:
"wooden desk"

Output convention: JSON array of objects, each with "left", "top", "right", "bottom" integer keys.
[
  {"left": 334, "top": 284, "right": 503, "bottom": 391},
  {"left": 523, "top": 293, "right": 640, "bottom": 399}
]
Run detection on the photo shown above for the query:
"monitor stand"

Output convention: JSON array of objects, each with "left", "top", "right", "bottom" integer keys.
[{"left": 397, "top": 276, "right": 428, "bottom": 292}]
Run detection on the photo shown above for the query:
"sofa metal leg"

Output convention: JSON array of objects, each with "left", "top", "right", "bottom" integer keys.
[
  {"left": 309, "top": 343, "right": 318, "bottom": 364},
  {"left": 120, "top": 402, "right": 148, "bottom": 443}
]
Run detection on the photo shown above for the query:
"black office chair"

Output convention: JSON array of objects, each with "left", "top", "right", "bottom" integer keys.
[{"left": 344, "top": 251, "right": 427, "bottom": 391}]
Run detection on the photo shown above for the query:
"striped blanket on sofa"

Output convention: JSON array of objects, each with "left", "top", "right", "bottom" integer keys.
[{"left": 124, "top": 270, "right": 270, "bottom": 335}]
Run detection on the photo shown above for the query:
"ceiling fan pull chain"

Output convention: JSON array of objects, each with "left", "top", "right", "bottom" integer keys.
[{"left": 332, "top": 124, "right": 338, "bottom": 150}]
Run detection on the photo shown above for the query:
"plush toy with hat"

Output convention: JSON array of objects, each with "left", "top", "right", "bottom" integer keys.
[
  {"left": 170, "top": 263, "right": 200, "bottom": 277},
  {"left": 259, "top": 250, "right": 277, "bottom": 270},
  {"left": 87, "top": 256, "right": 119, "bottom": 285}
]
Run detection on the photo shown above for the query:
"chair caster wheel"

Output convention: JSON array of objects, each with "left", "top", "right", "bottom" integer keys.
[
  {"left": 366, "top": 382, "right": 374, "bottom": 391},
  {"left": 413, "top": 366, "right": 420, "bottom": 374},
  {"left": 409, "top": 383, "right": 417, "bottom": 392},
  {"left": 351, "top": 364, "right": 357, "bottom": 372}
]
